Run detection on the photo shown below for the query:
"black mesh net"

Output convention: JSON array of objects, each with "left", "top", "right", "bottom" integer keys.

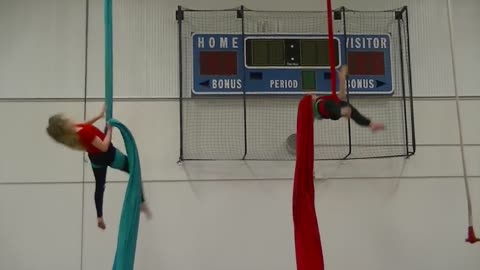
[
  {"left": 179, "top": 9, "right": 245, "bottom": 160},
  {"left": 178, "top": 6, "right": 415, "bottom": 161}
]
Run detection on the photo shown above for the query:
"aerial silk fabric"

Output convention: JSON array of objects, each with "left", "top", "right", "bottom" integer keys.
[
  {"left": 104, "top": 0, "right": 143, "bottom": 269},
  {"left": 292, "top": 95, "right": 324, "bottom": 270},
  {"left": 104, "top": 0, "right": 113, "bottom": 120},
  {"left": 109, "top": 119, "right": 143, "bottom": 270},
  {"left": 292, "top": 0, "right": 335, "bottom": 267}
]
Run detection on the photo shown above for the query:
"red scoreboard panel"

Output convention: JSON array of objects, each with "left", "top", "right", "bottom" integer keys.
[
  {"left": 348, "top": 51, "right": 385, "bottom": 76},
  {"left": 199, "top": 51, "right": 238, "bottom": 76}
]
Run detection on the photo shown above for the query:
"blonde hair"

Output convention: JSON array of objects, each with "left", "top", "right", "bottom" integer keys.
[{"left": 46, "top": 114, "right": 85, "bottom": 151}]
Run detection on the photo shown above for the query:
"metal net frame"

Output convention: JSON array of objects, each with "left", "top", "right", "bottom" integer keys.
[{"left": 176, "top": 6, "right": 415, "bottom": 161}]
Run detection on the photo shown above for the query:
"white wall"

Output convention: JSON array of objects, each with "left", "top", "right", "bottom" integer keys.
[
  {"left": 1, "top": 0, "right": 480, "bottom": 270},
  {"left": 1, "top": 0, "right": 478, "bottom": 98},
  {"left": 0, "top": 0, "right": 86, "bottom": 98},
  {"left": 451, "top": 0, "right": 480, "bottom": 96},
  {"left": 86, "top": 0, "right": 178, "bottom": 98}
]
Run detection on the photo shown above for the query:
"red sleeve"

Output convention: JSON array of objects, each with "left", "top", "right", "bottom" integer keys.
[{"left": 77, "top": 125, "right": 96, "bottom": 144}]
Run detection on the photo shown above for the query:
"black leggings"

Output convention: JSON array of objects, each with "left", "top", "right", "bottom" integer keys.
[
  {"left": 89, "top": 145, "right": 145, "bottom": 218},
  {"left": 340, "top": 101, "right": 371, "bottom": 127},
  {"left": 322, "top": 100, "right": 371, "bottom": 127}
]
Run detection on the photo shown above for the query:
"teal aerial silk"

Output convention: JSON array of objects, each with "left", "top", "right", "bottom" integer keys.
[
  {"left": 109, "top": 119, "right": 142, "bottom": 270},
  {"left": 104, "top": 0, "right": 113, "bottom": 120},
  {"left": 104, "top": 0, "right": 142, "bottom": 269}
]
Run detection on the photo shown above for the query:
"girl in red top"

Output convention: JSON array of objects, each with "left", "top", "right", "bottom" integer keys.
[
  {"left": 46, "top": 105, "right": 151, "bottom": 230},
  {"left": 312, "top": 65, "right": 385, "bottom": 132}
]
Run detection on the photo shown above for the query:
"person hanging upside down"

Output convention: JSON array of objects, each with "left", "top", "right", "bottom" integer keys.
[
  {"left": 46, "top": 105, "right": 152, "bottom": 230},
  {"left": 311, "top": 65, "right": 385, "bottom": 132}
]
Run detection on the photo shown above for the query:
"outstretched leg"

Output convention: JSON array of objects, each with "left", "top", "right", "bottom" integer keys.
[
  {"left": 336, "top": 65, "right": 384, "bottom": 132},
  {"left": 337, "top": 65, "right": 348, "bottom": 101},
  {"left": 340, "top": 102, "right": 384, "bottom": 132}
]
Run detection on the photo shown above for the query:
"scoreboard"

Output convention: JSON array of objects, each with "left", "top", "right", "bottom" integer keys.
[{"left": 192, "top": 33, "right": 393, "bottom": 95}]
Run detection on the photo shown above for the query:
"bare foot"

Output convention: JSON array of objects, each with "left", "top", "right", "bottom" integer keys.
[
  {"left": 369, "top": 122, "right": 385, "bottom": 132},
  {"left": 141, "top": 202, "right": 152, "bottom": 220},
  {"left": 97, "top": 217, "right": 106, "bottom": 230}
]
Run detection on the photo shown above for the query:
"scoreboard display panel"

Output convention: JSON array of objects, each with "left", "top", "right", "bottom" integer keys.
[{"left": 192, "top": 33, "right": 393, "bottom": 95}]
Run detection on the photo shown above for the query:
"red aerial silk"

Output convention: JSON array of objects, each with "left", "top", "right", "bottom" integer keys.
[
  {"left": 292, "top": 95, "right": 324, "bottom": 270},
  {"left": 292, "top": 1, "right": 334, "bottom": 268},
  {"left": 466, "top": 226, "right": 480, "bottom": 243}
]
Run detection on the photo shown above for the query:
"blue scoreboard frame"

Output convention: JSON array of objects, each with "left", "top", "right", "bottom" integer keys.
[{"left": 192, "top": 33, "right": 394, "bottom": 95}]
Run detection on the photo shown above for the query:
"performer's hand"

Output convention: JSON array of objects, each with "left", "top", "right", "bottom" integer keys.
[
  {"left": 104, "top": 123, "right": 112, "bottom": 134},
  {"left": 97, "top": 217, "right": 106, "bottom": 230}
]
